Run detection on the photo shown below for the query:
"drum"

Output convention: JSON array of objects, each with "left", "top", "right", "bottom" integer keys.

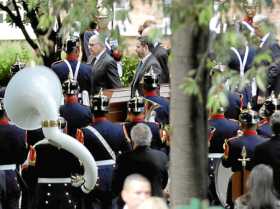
[{"left": 208, "top": 153, "right": 233, "bottom": 207}]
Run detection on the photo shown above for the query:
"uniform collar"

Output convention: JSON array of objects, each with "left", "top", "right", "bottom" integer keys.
[
  {"left": 66, "top": 54, "right": 78, "bottom": 61},
  {"left": 93, "top": 116, "right": 107, "bottom": 123},
  {"left": 259, "top": 118, "right": 270, "bottom": 126},
  {"left": 210, "top": 114, "right": 225, "bottom": 119},
  {"left": 0, "top": 118, "right": 9, "bottom": 125},
  {"left": 131, "top": 115, "right": 145, "bottom": 122},
  {"left": 144, "top": 90, "right": 157, "bottom": 97},
  {"left": 64, "top": 95, "right": 78, "bottom": 104},
  {"left": 243, "top": 130, "right": 257, "bottom": 136}
]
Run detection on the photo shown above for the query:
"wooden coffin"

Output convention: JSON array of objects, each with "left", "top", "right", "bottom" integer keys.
[{"left": 103, "top": 84, "right": 170, "bottom": 122}]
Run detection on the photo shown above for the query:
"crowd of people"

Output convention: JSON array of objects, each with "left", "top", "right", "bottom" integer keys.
[
  {"left": 0, "top": 17, "right": 170, "bottom": 209},
  {"left": 3, "top": 0, "right": 280, "bottom": 208}
]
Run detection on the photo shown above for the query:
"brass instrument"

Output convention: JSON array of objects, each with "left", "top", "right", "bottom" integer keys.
[{"left": 143, "top": 98, "right": 161, "bottom": 122}]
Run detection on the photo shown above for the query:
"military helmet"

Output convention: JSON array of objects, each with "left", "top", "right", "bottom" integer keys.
[
  {"left": 10, "top": 58, "right": 25, "bottom": 76},
  {"left": 0, "top": 98, "right": 4, "bottom": 112},
  {"left": 143, "top": 68, "right": 159, "bottom": 90},
  {"left": 90, "top": 89, "right": 109, "bottom": 113},
  {"left": 65, "top": 36, "right": 80, "bottom": 54},
  {"left": 259, "top": 92, "right": 280, "bottom": 118},
  {"left": 239, "top": 104, "right": 259, "bottom": 125},
  {"left": 62, "top": 79, "right": 80, "bottom": 95},
  {"left": 127, "top": 91, "right": 145, "bottom": 114}
]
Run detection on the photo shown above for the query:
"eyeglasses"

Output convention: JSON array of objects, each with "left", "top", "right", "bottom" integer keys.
[{"left": 88, "top": 43, "right": 98, "bottom": 47}]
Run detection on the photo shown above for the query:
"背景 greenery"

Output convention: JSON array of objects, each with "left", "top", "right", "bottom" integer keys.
[{"left": 0, "top": 41, "right": 35, "bottom": 86}]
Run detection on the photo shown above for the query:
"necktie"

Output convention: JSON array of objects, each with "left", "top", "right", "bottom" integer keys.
[{"left": 91, "top": 57, "right": 96, "bottom": 66}]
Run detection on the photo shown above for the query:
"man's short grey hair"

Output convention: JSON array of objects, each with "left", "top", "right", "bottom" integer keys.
[
  {"left": 130, "top": 123, "right": 152, "bottom": 146},
  {"left": 89, "top": 33, "right": 105, "bottom": 47}
]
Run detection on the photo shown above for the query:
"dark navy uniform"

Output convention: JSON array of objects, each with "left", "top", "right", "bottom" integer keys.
[
  {"left": 208, "top": 113, "right": 239, "bottom": 153},
  {"left": 52, "top": 60, "right": 92, "bottom": 93},
  {"left": 222, "top": 107, "right": 267, "bottom": 208},
  {"left": 142, "top": 69, "right": 169, "bottom": 125},
  {"left": 31, "top": 118, "right": 82, "bottom": 209},
  {"left": 224, "top": 92, "right": 242, "bottom": 120},
  {"left": 145, "top": 95, "right": 169, "bottom": 125},
  {"left": 124, "top": 93, "right": 165, "bottom": 151},
  {"left": 79, "top": 90, "right": 131, "bottom": 209},
  {"left": 59, "top": 79, "right": 92, "bottom": 137},
  {"left": 222, "top": 130, "right": 266, "bottom": 171},
  {"left": 257, "top": 118, "right": 272, "bottom": 138},
  {"left": 0, "top": 109, "right": 28, "bottom": 209},
  {"left": 51, "top": 37, "right": 92, "bottom": 93}
]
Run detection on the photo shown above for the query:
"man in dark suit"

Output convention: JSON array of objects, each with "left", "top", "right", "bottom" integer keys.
[
  {"left": 253, "top": 111, "right": 280, "bottom": 193},
  {"left": 142, "top": 27, "right": 170, "bottom": 83},
  {"left": 88, "top": 34, "right": 122, "bottom": 95},
  {"left": 51, "top": 36, "right": 92, "bottom": 93},
  {"left": 131, "top": 37, "right": 163, "bottom": 97},
  {"left": 112, "top": 123, "right": 168, "bottom": 197}
]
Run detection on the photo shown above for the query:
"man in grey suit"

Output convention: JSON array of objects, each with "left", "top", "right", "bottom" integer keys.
[
  {"left": 131, "top": 37, "right": 163, "bottom": 97},
  {"left": 88, "top": 34, "right": 122, "bottom": 95}
]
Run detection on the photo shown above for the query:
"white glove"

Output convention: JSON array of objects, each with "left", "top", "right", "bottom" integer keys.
[{"left": 71, "top": 175, "right": 85, "bottom": 187}]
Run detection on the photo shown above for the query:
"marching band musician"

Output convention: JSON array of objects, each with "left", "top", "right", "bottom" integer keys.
[
  {"left": 142, "top": 70, "right": 169, "bottom": 125},
  {"left": 76, "top": 89, "right": 131, "bottom": 209},
  {"left": 0, "top": 98, "right": 28, "bottom": 209},
  {"left": 123, "top": 93, "right": 165, "bottom": 152},
  {"left": 51, "top": 36, "right": 92, "bottom": 94},
  {"left": 208, "top": 106, "right": 239, "bottom": 153},
  {"left": 257, "top": 93, "right": 279, "bottom": 138},
  {"left": 26, "top": 117, "right": 83, "bottom": 209},
  {"left": 222, "top": 105, "right": 267, "bottom": 208},
  {"left": 59, "top": 79, "right": 92, "bottom": 137}
]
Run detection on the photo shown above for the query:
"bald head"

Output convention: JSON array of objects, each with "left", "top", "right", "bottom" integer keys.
[{"left": 122, "top": 174, "right": 150, "bottom": 191}]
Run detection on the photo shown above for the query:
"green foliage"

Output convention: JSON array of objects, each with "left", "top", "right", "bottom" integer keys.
[
  {"left": 0, "top": 41, "right": 34, "bottom": 86},
  {"left": 180, "top": 76, "right": 202, "bottom": 102},
  {"left": 121, "top": 55, "right": 139, "bottom": 87},
  {"left": 176, "top": 198, "right": 223, "bottom": 209},
  {"left": 38, "top": 14, "right": 54, "bottom": 31},
  {"left": 198, "top": 4, "right": 213, "bottom": 27}
]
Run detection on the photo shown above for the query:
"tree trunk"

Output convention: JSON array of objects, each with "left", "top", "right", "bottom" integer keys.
[{"left": 170, "top": 0, "right": 208, "bottom": 207}]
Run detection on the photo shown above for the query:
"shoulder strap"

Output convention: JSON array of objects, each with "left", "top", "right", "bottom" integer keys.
[
  {"left": 64, "top": 59, "right": 74, "bottom": 80},
  {"left": 74, "top": 61, "right": 81, "bottom": 80},
  {"left": 86, "top": 126, "right": 116, "bottom": 161}
]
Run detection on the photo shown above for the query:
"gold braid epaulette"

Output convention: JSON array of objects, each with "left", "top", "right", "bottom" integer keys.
[{"left": 223, "top": 138, "right": 229, "bottom": 160}]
